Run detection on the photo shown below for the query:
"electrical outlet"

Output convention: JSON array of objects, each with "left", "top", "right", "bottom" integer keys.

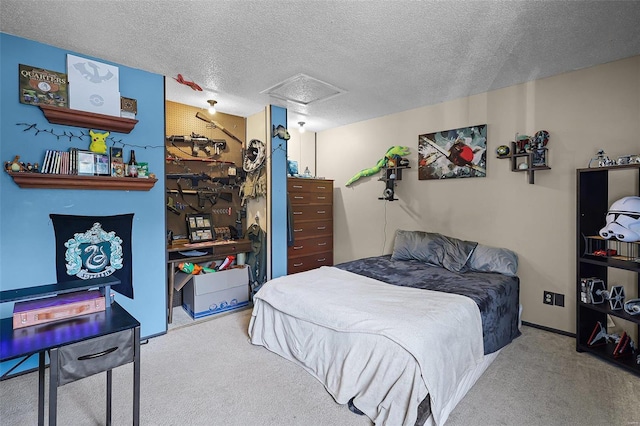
[
  {"left": 543, "top": 291, "right": 554, "bottom": 305},
  {"left": 554, "top": 293, "right": 565, "bottom": 307}
]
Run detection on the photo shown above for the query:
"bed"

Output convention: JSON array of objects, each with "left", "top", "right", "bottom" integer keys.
[{"left": 248, "top": 230, "right": 521, "bottom": 426}]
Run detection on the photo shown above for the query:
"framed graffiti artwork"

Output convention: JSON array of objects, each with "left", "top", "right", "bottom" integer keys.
[{"left": 418, "top": 124, "right": 487, "bottom": 180}]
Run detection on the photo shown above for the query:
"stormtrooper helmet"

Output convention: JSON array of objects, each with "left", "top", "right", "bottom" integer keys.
[{"left": 599, "top": 196, "right": 640, "bottom": 242}]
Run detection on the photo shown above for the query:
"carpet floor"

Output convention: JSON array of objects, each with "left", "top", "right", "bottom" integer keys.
[{"left": 1, "top": 308, "right": 638, "bottom": 425}]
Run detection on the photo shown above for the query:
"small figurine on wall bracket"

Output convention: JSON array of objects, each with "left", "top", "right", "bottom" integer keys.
[
  {"left": 89, "top": 130, "right": 109, "bottom": 154},
  {"left": 345, "top": 145, "right": 410, "bottom": 187},
  {"left": 272, "top": 124, "right": 291, "bottom": 141}
]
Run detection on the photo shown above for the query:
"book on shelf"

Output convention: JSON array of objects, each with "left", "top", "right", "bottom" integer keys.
[
  {"left": 41, "top": 150, "right": 51, "bottom": 174},
  {"left": 40, "top": 149, "right": 80, "bottom": 175}
]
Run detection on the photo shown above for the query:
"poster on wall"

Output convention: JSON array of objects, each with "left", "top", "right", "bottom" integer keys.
[
  {"left": 418, "top": 124, "right": 487, "bottom": 180},
  {"left": 19, "top": 64, "right": 68, "bottom": 107},
  {"left": 50, "top": 213, "right": 134, "bottom": 299},
  {"left": 67, "top": 54, "right": 120, "bottom": 116}
]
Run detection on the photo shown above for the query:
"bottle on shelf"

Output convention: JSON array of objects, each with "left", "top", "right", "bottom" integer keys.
[{"left": 127, "top": 150, "right": 138, "bottom": 177}]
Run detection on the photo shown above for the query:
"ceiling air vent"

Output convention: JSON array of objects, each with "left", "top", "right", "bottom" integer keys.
[{"left": 261, "top": 73, "right": 345, "bottom": 106}]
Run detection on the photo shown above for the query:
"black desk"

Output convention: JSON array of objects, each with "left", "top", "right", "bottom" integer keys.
[{"left": 1, "top": 282, "right": 140, "bottom": 426}]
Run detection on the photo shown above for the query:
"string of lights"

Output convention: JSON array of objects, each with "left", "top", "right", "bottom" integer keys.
[{"left": 16, "top": 122, "right": 164, "bottom": 150}]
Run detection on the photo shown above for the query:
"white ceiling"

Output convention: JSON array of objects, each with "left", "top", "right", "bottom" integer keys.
[{"left": 2, "top": 1, "right": 640, "bottom": 133}]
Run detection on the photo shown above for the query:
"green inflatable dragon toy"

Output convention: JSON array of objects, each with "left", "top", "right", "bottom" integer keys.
[{"left": 345, "top": 145, "right": 410, "bottom": 186}]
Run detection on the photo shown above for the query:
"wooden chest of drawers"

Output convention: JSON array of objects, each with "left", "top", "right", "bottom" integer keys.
[{"left": 288, "top": 178, "right": 334, "bottom": 274}]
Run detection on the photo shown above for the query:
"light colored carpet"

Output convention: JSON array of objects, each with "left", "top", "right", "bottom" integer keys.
[{"left": 1, "top": 308, "right": 638, "bottom": 425}]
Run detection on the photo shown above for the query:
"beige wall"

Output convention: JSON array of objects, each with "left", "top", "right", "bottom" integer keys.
[{"left": 316, "top": 56, "right": 640, "bottom": 333}]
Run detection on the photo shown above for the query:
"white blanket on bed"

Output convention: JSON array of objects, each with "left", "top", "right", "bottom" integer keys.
[{"left": 249, "top": 266, "right": 484, "bottom": 426}]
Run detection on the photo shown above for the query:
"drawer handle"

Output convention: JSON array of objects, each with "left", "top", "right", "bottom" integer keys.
[
  {"left": 317, "top": 210, "right": 326, "bottom": 214},
  {"left": 293, "top": 212, "right": 303, "bottom": 215},
  {"left": 78, "top": 346, "right": 119, "bottom": 361},
  {"left": 293, "top": 246, "right": 304, "bottom": 250},
  {"left": 293, "top": 262, "right": 304, "bottom": 267},
  {"left": 317, "top": 186, "right": 326, "bottom": 189},
  {"left": 317, "top": 226, "right": 326, "bottom": 230},
  {"left": 294, "top": 228, "right": 302, "bottom": 232},
  {"left": 317, "top": 258, "right": 326, "bottom": 262},
  {"left": 293, "top": 185, "right": 303, "bottom": 189},
  {"left": 294, "top": 196, "right": 304, "bottom": 199},
  {"left": 316, "top": 196, "right": 326, "bottom": 200},
  {"left": 317, "top": 242, "right": 327, "bottom": 246}
]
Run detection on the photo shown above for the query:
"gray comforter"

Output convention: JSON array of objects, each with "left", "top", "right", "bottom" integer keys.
[{"left": 335, "top": 255, "right": 521, "bottom": 354}]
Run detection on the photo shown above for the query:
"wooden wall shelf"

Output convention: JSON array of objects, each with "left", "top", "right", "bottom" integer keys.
[
  {"left": 39, "top": 105, "right": 138, "bottom": 134},
  {"left": 7, "top": 172, "right": 156, "bottom": 191},
  {"left": 497, "top": 141, "right": 550, "bottom": 184}
]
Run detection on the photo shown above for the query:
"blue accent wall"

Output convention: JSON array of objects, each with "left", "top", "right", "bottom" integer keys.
[
  {"left": 270, "top": 106, "right": 288, "bottom": 278},
  {"left": 0, "top": 33, "right": 167, "bottom": 375}
]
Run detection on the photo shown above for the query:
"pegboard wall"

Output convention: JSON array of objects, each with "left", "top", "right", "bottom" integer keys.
[{"left": 165, "top": 101, "right": 247, "bottom": 243}]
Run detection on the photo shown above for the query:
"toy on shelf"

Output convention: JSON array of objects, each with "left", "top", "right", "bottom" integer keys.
[
  {"left": 581, "top": 277, "right": 626, "bottom": 310},
  {"left": 588, "top": 149, "right": 640, "bottom": 168},
  {"left": 4, "top": 155, "right": 26, "bottom": 172},
  {"left": 89, "top": 130, "right": 109, "bottom": 154},
  {"left": 587, "top": 322, "right": 636, "bottom": 358},
  {"left": 599, "top": 196, "right": 640, "bottom": 242}
]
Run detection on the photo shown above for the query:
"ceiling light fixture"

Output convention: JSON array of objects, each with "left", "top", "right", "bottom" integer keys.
[
  {"left": 298, "top": 121, "right": 306, "bottom": 134},
  {"left": 207, "top": 100, "right": 217, "bottom": 114}
]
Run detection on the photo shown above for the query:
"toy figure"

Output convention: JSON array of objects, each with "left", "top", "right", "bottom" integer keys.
[
  {"left": 89, "top": 130, "right": 109, "bottom": 154},
  {"left": 345, "top": 146, "right": 410, "bottom": 186},
  {"left": 7, "top": 156, "right": 25, "bottom": 172}
]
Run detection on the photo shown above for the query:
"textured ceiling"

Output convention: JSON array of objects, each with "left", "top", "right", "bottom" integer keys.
[{"left": 2, "top": 1, "right": 640, "bottom": 132}]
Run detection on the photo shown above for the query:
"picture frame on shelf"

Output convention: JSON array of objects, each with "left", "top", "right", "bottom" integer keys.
[
  {"left": 110, "top": 146, "right": 124, "bottom": 177},
  {"left": 77, "top": 151, "right": 95, "bottom": 176},
  {"left": 94, "top": 154, "right": 110, "bottom": 176},
  {"left": 186, "top": 213, "right": 214, "bottom": 243}
]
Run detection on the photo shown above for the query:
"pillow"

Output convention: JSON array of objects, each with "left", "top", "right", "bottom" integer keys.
[
  {"left": 467, "top": 244, "right": 518, "bottom": 276},
  {"left": 390, "top": 230, "right": 478, "bottom": 273},
  {"left": 391, "top": 230, "right": 445, "bottom": 266}
]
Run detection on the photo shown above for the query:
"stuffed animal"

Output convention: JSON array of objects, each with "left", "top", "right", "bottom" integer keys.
[
  {"left": 345, "top": 146, "right": 410, "bottom": 186},
  {"left": 89, "top": 130, "right": 109, "bottom": 154}
]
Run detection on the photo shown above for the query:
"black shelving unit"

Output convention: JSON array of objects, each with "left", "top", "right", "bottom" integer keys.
[{"left": 576, "top": 163, "right": 640, "bottom": 375}]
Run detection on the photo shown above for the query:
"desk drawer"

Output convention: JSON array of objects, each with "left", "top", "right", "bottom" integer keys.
[{"left": 58, "top": 328, "right": 134, "bottom": 385}]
